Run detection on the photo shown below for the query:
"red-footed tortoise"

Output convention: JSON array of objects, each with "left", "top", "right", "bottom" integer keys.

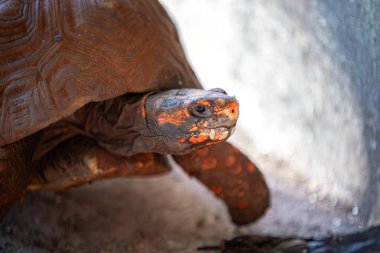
[{"left": 0, "top": 0, "right": 269, "bottom": 225}]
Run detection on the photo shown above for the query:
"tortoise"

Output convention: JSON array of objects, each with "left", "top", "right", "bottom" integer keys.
[{"left": 0, "top": 0, "right": 269, "bottom": 225}]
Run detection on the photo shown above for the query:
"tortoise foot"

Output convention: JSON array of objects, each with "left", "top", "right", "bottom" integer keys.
[
  {"left": 174, "top": 142, "right": 270, "bottom": 225},
  {"left": 29, "top": 136, "right": 171, "bottom": 192},
  {"left": 0, "top": 136, "right": 39, "bottom": 221}
]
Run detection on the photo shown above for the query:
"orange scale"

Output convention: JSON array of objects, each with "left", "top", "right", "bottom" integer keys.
[
  {"left": 225, "top": 155, "right": 236, "bottom": 167},
  {"left": 247, "top": 162, "right": 256, "bottom": 173},
  {"left": 238, "top": 201, "right": 249, "bottom": 210},
  {"left": 201, "top": 157, "right": 217, "bottom": 170},
  {"left": 195, "top": 148, "right": 209, "bottom": 157},
  {"left": 211, "top": 186, "right": 222, "bottom": 195},
  {"left": 233, "top": 165, "right": 243, "bottom": 175}
]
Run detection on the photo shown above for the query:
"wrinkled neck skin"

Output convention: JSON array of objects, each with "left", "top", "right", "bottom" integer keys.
[
  {"left": 77, "top": 93, "right": 155, "bottom": 157},
  {"left": 76, "top": 92, "right": 189, "bottom": 157}
]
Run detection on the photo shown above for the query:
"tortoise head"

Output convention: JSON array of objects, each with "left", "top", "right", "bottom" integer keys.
[{"left": 143, "top": 88, "right": 239, "bottom": 154}]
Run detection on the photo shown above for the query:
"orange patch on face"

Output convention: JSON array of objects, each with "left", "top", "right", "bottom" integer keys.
[
  {"left": 217, "top": 101, "right": 239, "bottom": 122},
  {"left": 189, "top": 133, "right": 209, "bottom": 144},
  {"left": 189, "top": 124, "right": 198, "bottom": 132},
  {"left": 157, "top": 109, "right": 190, "bottom": 126},
  {"left": 214, "top": 131, "right": 229, "bottom": 141},
  {"left": 178, "top": 137, "right": 186, "bottom": 143},
  {"left": 197, "top": 100, "right": 211, "bottom": 106},
  {"left": 226, "top": 156, "right": 236, "bottom": 167},
  {"left": 238, "top": 201, "right": 249, "bottom": 210},
  {"left": 215, "top": 98, "right": 227, "bottom": 110},
  {"left": 247, "top": 162, "right": 256, "bottom": 173},
  {"left": 211, "top": 186, "right": 222, "bottom": 195},
  {"left": 201, "top": 157, "right": 217, "bottom": 170}
]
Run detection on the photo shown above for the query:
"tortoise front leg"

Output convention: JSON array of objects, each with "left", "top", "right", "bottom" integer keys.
[
  {"left": 174, "top": 142, "right": 270, "bottom": 225},
  {"left": 0, "top": 135, "right": 40, "bottom": 221},
  {"left": 28, "top": 136, "right": 170, "bottom": 192}
]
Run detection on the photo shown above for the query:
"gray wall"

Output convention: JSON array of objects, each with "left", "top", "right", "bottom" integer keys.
[{"left": 320, "top": 0, "right": 380, "bottom": 225}]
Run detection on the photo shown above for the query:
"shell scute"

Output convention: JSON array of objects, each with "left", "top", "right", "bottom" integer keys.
[{"left": 0, "top": 0, "right": 201, "bottom": 145}]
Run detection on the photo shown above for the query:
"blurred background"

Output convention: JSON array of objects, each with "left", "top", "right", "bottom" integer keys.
[
  {"left": 162, "top": 0, "right": 380, "bottom": 229},
  {"left": 1, "top": 0, "right": 379, "bottom": 252},
  {"left": 161, "top": 0, "right": 380, "bottom": 233}
]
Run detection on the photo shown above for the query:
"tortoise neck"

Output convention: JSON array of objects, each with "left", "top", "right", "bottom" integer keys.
[{"left": 77, "top": 93, "right": 152, "bottom": 157}]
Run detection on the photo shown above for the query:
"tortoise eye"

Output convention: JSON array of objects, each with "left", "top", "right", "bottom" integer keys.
[
  {"left": 195, "top": 104, "right": 206, "bottom": 114},
  {"left": 190, "top": 103, "right": 210, "bottom": 117}
]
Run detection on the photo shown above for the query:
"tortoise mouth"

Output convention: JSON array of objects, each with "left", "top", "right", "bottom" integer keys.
[
  {"left": 184, "top": 124, "right": 236, "bottom": 145},
  {"left": 195, "top": 125, "right": 235, "bottom": 141}
]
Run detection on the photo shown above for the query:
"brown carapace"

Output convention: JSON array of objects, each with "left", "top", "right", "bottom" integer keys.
[{"left": 0, "top": 0, "right": 269, "bottom": 226}]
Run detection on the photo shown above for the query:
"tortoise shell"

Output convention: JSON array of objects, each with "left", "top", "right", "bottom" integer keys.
[{"left": 0, "top": 0, "right": 201, "bottom": 146}]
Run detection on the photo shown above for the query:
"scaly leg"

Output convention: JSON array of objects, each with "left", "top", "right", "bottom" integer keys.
[
  {"left": 0, "top": 135, "right": 39, "bottom": 221},
  {"left": 174, "top": 142, "right": 270, "bottom": 225},
  {"left": 28, "top": 136, "right": 170, "bottom": 192}
]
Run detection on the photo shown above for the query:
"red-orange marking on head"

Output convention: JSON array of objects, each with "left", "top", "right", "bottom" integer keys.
[
  {"left": 217, "top": 101, "right": 239, "bottom": 121},
  {"left": 157, "top": 108, "right": 190, "bottom": 126},
  {"left": 189, "top": 124, "right": 198, "bottom": 132},
  {"left": 226, "top": 156, "right": 236, "bottom": 167},
  {"left": 215, "top": 98, "right": 227, "bottom": 111},
  {"left": 247, "top": 162, "right": 256, "bottom": 173},
  {"left": 214, "top": 131, "right": 229, "bottom": 141},
  {"left": 178, "top": 137, "right": 186, "bottom": 143},
  {"left": 211, "top": 186, "right": 222, "bottom": 195},
  {"left": 184, "top": 109, "right": 190, "bottom": 118},
  {"left": 238, "top": 191, "right": 245, "bottom": 197},
  {"left": 197, "top": 100, "right": 211, "bottom": 106},
  {"left": 189, "top": 133, "right": 209, "bottom": 144},
  {"left": 238, "top": 201, "right": 249, "bottom": 210},
  {"left": 201, "top": 158, "right": 217, "bottom": 170}
]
